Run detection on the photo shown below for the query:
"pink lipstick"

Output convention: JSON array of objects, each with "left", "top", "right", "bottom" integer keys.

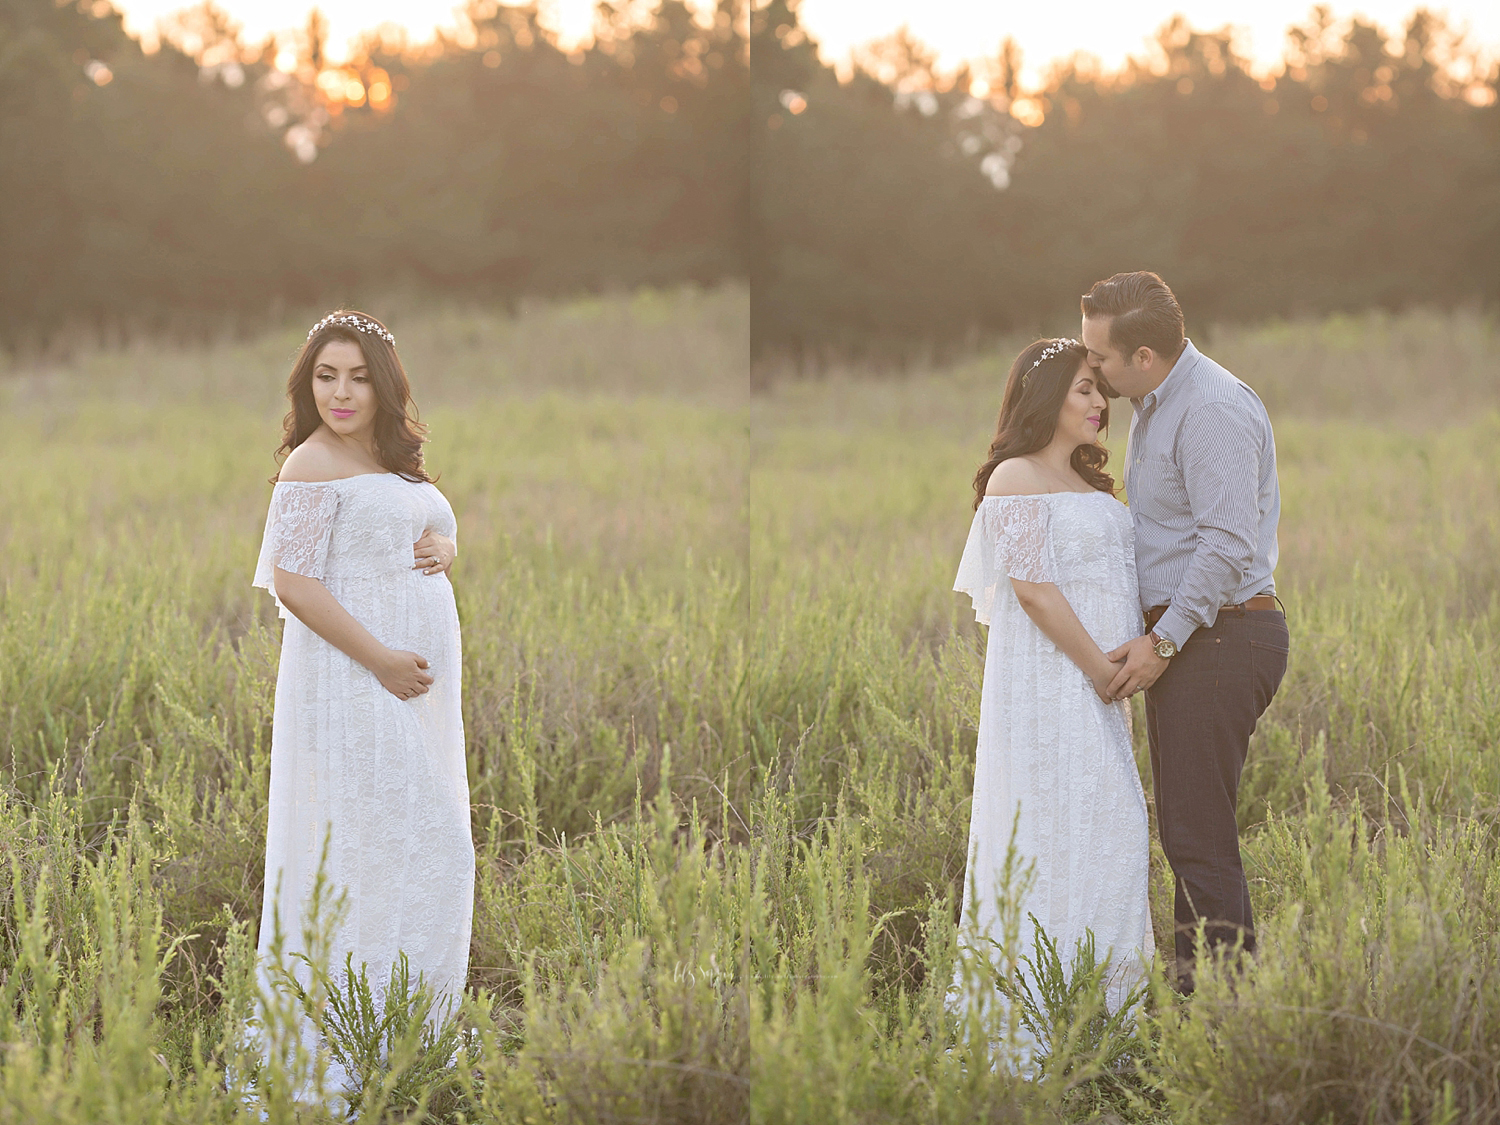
[{"left": 330, "top": 408, "right": 355, "bottom": 419}]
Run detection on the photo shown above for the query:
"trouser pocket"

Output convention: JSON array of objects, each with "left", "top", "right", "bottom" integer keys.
[{"left": 1246, "top": 616, "right": 1290, "bottom": 726}]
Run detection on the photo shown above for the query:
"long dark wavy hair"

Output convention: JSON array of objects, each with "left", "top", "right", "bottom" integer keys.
[
  {"left": 274, "top": 310, "right": 432, "bottom": 483},
  {"left": 971, "top": 338, "right": 1115, "bottom": 509}
]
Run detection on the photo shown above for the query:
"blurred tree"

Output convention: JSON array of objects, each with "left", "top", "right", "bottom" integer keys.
[
  {"left": 0, "top": 0, "right": 747, "bottom": 348},
  {"left": 750, "top": 0, "right": 1022, "bottom": 367},
  {"left": 0, "top": 0, "right": 303, "bottom": 343},
  {"left": 3, "top": 0, "right": 1495, "bottom": 359},
  {"left": 749, "top": 3, "right": 1500, "bottom": 363}
]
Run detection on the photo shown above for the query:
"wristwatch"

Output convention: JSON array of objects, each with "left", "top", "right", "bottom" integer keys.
[{"left": 1150, "top": 630, "right": 1178, "bottom": 660}]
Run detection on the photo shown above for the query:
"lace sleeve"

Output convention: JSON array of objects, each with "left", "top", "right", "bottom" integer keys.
[
  {"left": 993, "top": 495, "right": 1056, "bottom": 584},
  {"left": 252, "top": 483, "right": 340, "bottom": 615},
  {"left": 953, "top": 496, "right": 1055, "bottom": 625}
]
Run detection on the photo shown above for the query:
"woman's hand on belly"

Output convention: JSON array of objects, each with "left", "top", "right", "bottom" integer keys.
[
  {"left": 275, "top": 569, "right": 439, "bottom": 700},
  {"left": 373, "top": 648, "right": 435, "bottom": 701},
  {"left": 414, "top": 531, "right": 456, "bottom": 576}
]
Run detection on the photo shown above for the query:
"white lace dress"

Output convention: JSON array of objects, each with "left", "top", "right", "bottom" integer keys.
[
  {"left": 251, "top": 473, "right": 474, "bottom": 1043},
  {"left": 952, "top": 490, "right": 1154, "bottom": 1014}
]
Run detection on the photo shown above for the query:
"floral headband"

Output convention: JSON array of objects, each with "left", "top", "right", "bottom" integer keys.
[
  {"left": 307, "top": 312, "right": 395, "bottom": 346},
  {"left": 1021, "top": 338, "right": 1080, "bottom": 385}
]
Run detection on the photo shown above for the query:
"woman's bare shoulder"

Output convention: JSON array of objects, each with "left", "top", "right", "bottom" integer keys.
[
  {"left": 276, "top": 435, "right": 353, "bottom": 484},
  {"left": 985, "top": 457, "right": 1049, "bottom": 497}
]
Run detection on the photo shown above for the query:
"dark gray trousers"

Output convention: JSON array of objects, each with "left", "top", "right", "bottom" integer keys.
[{"left": 1144, "top": 607, "right": 1289, "bottom": 991}]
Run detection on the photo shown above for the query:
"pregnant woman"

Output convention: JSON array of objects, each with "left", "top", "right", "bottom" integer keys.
[
  {"left": 250, "top": 311, "right": 474, "bottom": 1091},
  {"left": 952, "top": 338, "right": 1154, "bottom": 1043}
]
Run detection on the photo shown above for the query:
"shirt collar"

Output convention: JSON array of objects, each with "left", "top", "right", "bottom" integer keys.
[{"left": 1131, "top": 338, "right": 1199, "bottom": 412}]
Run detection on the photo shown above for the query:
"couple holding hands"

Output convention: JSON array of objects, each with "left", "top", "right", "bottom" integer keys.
[{"left": 953, "top": 270, "right": 1288, "bottom": 1012}]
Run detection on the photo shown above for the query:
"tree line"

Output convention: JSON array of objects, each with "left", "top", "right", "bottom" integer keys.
[
  {"left": 0, "top": 0, "right": 746, "bottom": 348},
  {"left": 752, "top": 0, "right": 1500, "bottom": 363},
  {"left": 3, "top": 0, "right": 1497, "bottom": 362}
]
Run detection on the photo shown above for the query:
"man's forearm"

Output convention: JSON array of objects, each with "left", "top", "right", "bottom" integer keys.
[{"left": 1154, "top": 532, "right": 1255, "bottom": 648}]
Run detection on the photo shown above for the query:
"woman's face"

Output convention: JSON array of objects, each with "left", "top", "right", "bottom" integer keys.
[
  {"left": 311, "top": 338, "right": 377, "bottom": 441},
  {"left": 1054, "top": 361, "right": 1108, "bottom": 448}
]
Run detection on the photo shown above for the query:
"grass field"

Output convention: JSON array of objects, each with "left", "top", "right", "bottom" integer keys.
[{"left": 2, "top": 288, "right": 1499, "bottom": 1122}]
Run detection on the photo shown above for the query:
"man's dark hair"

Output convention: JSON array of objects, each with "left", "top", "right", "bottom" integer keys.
[{"left": 1081, "top": 272, "right": 1185, "bottom": 362}]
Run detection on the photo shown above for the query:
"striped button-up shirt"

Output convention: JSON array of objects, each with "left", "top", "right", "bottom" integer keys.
[{"left": 1123, "top": 339, "right": 1280, "bottom": 648}]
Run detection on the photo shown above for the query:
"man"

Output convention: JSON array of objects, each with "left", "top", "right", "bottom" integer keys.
[{"left": 1080, "top": 271, "right": 1289, "bottom": 992}]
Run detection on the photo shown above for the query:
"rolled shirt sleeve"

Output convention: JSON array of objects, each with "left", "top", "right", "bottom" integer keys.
[{"left": 1152, "top": 402, "right": 1262, "bottom": 649}]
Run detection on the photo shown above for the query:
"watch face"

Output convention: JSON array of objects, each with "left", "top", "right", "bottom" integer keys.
[{"left": 1154, "top": 638, "right": 1177, "bottom": 659}]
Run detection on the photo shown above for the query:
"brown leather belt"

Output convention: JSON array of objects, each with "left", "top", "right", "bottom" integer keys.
[{"left": 1145, "top": 595, "right": 1278, "bottom": 632}]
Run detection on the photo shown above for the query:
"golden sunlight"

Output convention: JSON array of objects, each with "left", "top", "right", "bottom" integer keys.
[
  {"left": 796, "top": 0, "right": 1500, "bottom": 90},
  {"left": 113, "top": 0, "right": 713, "bottom": 63}
]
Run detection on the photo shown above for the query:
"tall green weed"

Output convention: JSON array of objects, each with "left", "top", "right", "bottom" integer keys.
[{"left": 3, "top": 299, "right": 1498, "bottom": 1119}]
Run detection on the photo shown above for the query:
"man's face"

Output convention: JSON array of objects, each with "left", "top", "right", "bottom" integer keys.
[{"left": 1081, "top": 315, "right": 1141, "bottom": 398}]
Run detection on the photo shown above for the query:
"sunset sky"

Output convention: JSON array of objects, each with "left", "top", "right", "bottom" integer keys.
[
  {"left": 113, "top": 0, "right": 1500, "bottom": 83},
  {"left": 798, "top": 0, "right": 1500, "bottom": 88},
  {"left": 115, "top": 0, "right": 643, "bottom": 60}
]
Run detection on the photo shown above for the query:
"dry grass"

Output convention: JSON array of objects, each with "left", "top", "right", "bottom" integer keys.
[{"left": 1, "top": 292, "right": 1497, "bottom": 1122}]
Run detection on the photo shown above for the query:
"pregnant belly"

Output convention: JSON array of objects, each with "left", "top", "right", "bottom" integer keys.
[
  {"left": 1059, "top": 581, "right": 1142, "bottom": 652},
  {"left": 324, "top": 572, "right": 460, "bottom": 672}
]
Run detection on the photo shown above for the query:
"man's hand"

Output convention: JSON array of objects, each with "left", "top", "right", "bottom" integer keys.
[{"left": 1106, "top": 634, "right": 1171, "bottom": 700}]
